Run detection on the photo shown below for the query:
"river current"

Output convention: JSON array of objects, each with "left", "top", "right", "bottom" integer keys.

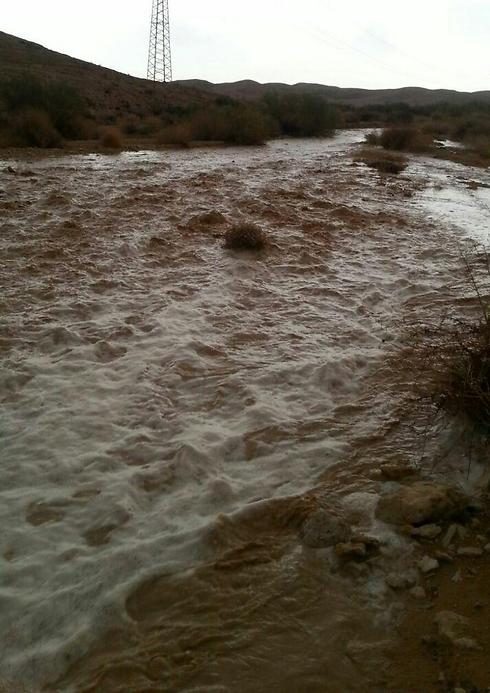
[{"left": 1, "top": 132, "right": 489, "bottom": 691}]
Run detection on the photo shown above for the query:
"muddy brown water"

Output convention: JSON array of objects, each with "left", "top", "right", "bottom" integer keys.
[{"left": 1, "top": 132, "right": 489, "bottom": 691}]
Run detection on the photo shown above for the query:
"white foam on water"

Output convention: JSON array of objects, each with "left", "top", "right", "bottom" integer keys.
[{"left": 1, "top": 132, "right": 489, "bottom": 689}]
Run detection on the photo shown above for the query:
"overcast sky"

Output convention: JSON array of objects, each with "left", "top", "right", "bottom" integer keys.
[{"left": 2, "top": 0, "right": 489, "bottom": 91}]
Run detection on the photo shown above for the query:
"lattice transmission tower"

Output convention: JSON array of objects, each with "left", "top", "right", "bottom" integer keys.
[{"left": 147, "top": 0, "right": 172, "bottom": 82}]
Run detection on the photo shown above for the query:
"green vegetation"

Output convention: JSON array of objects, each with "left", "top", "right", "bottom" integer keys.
[
  {"left": 263, "top": 93, "right": 338, "bottom": 137},
  {"left": 0, "top": 74, "right": 87, "bottom": 147},
  {"left": 350, "top": 101, "right": 490, "bottom": 167}
]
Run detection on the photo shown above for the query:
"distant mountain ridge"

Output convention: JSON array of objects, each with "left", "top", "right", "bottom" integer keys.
[{"left": 176, "top": 78, "right": 490, "bottom": 108}]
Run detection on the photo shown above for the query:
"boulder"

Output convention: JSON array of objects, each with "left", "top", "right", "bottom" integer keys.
[
  {"left": 375, "top": 482, "right": 469, "bottom": 526},
  {"left": 300, "top": 509, "right": 351, "bottom": 548}
]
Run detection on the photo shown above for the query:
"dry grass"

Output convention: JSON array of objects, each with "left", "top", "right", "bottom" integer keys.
[
  {"left": 357, "top": 147, "right": 408, "bottom": 174},
  {"left": 405, "top": 247, "right": 490, "bottom": 445},
  {"left": 224, "top": 223, "right": 268, "bottom": 251}
]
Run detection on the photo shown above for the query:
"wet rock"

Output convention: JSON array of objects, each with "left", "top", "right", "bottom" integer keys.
[
  {"left": 434, "top": 550, "right": 454, "bottom": 563},
  {"left": 457, "top": 547, "right": 483, "bottom": 557},
  {"left": 375, "top": 482, "right": 469, "bottom": 526},
  {"left": 379, "top": 463, "right": 415, "bottom": 481},
  {"left": 484, "top": 543, "right": 490, "bottom": 553},
  {"left": 409, "top": 585, "right": 427, "bottom": 600},
  {"left": 434, "top": 611, "right": 479, "bottom": 650},
  {"left": 411, "top": 524, "right": 442, "bottom": 540},
  {"left": 386, "top": 571, "right": 417, "bottom": 590},
  {"left": 351, "top": 533, "right": 381, "bottom": 551},
  {"left": 300, "top": 509, "right": 351, "bottom": 548},
  {"left": 418, "top": 556, "right": 439, "bottom": 574},
  {"left": 345, "top": 640, "right": 392, "bottom": 681},
  {"left": 442, "top": 524, "right": 458, "bottom": 547},
  {"left": 335, "top": 541, "right": 367, "bottom": 560}
]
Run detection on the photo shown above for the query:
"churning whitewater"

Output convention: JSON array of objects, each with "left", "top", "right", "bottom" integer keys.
[{"left": 1, "top": 132, "right": 489, "bottom": 691}]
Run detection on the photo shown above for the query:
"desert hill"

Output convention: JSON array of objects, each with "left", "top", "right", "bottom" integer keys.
[
  {"left": 1, "top": 30, "right": 489, "bottom": 120},
  {"left": 176, "top": 78, "right": 490, "bottom": 108},
  {"left": 0, "top": 31, "right": 213, "bottom": 120}
]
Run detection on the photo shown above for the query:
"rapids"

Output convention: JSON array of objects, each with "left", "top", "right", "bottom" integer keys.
[{"left": 0, "top": 132, "right": 489, "bottom": 691}]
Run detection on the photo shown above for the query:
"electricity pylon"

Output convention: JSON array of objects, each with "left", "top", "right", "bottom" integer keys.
[{"left": 147, "top": 0, "right": 172, "bottom": 82}]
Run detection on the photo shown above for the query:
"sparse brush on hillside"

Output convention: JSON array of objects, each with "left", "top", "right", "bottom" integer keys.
[
  {"left": 0, "top": 75, "right": 88, "bottom": 144},
  {"left": 11, "top": 108, "right": 62, "bottom": 148}
]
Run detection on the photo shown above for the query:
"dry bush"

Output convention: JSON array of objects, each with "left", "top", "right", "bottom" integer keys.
[
  {"left": 12, "top": 108, "right": 62, "bottom": 148},
  {"left": 224, "top": 223, "right": 268, "bottom": 251},
  {"left": 358, "top": 148, "right": 407, "bottom": 174},
  {"left": 156, "top": 123, "right": 194, "bottom": 146},
  {"left": 406, "top": 247, "right": 490, "bottom": 443},
  {"left": 380, "top": 126, "right": 418, "bottom": 151},
  {"left": 100, "top": 126, "right": 123, "bottom": 149},
  {"left": 365, "top": 131, "right": 381, "bottom": 146}
]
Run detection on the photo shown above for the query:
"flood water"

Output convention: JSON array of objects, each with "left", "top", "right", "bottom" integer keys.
[{"left": 1, "top": 133, "right": 489, "bottom": 692}]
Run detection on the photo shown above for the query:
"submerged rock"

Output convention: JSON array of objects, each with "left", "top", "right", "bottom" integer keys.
[
  {"left": 335, "top": 541, "right": 367, "bottom": 560},
  {"left": 386, "top": 572, "right": 417, "bottom": 590},
  {"left": 375, "top": 482, "right": 469, "bottom": 526},
  {"left": 434, "top": 611, "right": 480, "bottom": 650},
  {"left": 299, "top": 509, "right": 351, "bottom": 548},
  {"left": 418, "top": 556, "right": 439, "bottom": 574},
  {"left": 411, "top": 524, "right": 442, "bottom": 540},
  {"left": 457, "top": 547, "right": 483, "bottom": 557}
]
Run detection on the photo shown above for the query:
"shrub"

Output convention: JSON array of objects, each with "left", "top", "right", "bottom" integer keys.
[
  {"left": 100, "top": 126, "right": 123, "bottom": 149},
  {"left": 358, "top": 148, "right": 407, "bottom": 174},
  {"left": 365, "top": 131, "right": 381, "bottom": 146},
  {"left": 263, "top": 93, "right": 338, "bottom": 137},
  {"left": 0, "top": 75, "right": 86, "bottom": 139},
  {"left": 157, "top": 123, "right": 193, "bottom": 146},
  {"left": 405, "top": 248, "right": 490, "bottom": 445},
  {"left": 379, "top": 126, "right": 417, "bottom": 151},
  {"left": 224, "top": 223, "right": 268, "bottom": 251},
  {"left": 13, "top": 109, "right": 62, "bottom": 148}
]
